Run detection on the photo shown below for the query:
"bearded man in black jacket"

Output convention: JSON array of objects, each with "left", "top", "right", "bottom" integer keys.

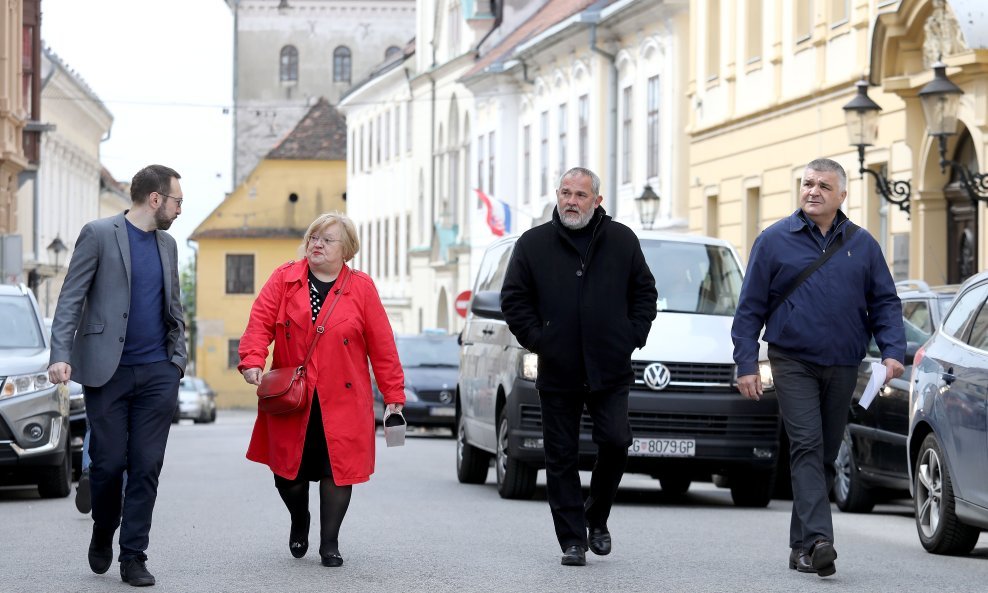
[{"left": 500, "top": 167, "right": 657, "bottom": 567}]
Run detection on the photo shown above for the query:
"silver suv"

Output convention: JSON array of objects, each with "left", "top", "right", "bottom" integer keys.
[{"left": 0, "top": 284, "right": 72, "bottom": 497}]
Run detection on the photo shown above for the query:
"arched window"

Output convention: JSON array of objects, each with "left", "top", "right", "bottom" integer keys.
[
  {"left": 334, "top": 46, "right": 352, "bottom": 83},
  {"left": 280, "top": 45, "right": 298, "bottom": 83},
  {"left": 385, "top": 46, "right": 401, "bottom": 60}
]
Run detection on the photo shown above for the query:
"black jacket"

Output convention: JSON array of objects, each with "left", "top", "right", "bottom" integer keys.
[{"left": 500, "top": 206, "right": 657, "bottom": 391}]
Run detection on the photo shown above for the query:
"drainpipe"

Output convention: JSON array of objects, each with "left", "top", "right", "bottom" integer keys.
[
  {"left": 231, "top": 0, "right": 240, "bottom": 185},
  {"left": 589, "top": 23, "right": 618, "bottom": 217}
]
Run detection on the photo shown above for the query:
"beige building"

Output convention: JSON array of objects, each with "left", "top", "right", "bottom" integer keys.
[{"left": 688, "top": 0, "right": 986, "bottom": 285}]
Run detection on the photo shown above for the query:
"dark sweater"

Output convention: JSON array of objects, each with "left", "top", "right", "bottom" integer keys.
[{"left": 120, "top": 219, "right": 168, "bottom": 365}]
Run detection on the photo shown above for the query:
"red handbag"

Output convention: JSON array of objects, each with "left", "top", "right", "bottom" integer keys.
[{"left": 255, "top": 268, "right": 350, "bottom": 415}]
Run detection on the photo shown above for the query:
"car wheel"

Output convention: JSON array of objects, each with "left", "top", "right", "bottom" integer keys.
[
  {"left": 38, "top": 434, "right": 72, "bottom": 499},
  {"left": 914, "top": 434, "right": 980, "bottom": 554},
  {"left": 833, "top": 428, "right": 875, "bottom": 513},
  {"left": 659, "top": 476, "right": 691, "bottom": 496},
  {"left": 496, "top": 411, "right": 536, "bottom": 499},
  {"left": 209, "top": 407, "right": 217, "bottom": 423},
  {"left": 729, "top": 468, "right": 774, "bottom": 507},
  {"left": 456, "top": 412, "right": 490, "bottom": 484}
]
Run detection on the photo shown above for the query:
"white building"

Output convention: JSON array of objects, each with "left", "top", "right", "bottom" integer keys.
[{"left": 226, "top": 0, "right": 416, "bottom": 185}]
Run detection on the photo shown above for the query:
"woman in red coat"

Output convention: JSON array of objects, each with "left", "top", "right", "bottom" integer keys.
[{"left": 239, "top": 211, "right": 405, "bottom": 567}]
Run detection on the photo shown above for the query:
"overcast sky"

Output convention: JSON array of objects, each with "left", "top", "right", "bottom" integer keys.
[{"left": 41, "top": 0, "right": 234, "bottom": 266}]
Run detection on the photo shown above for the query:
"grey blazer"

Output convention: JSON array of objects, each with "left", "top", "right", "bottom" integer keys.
[{"left": 49, "top": 212, "right": 188, "bottom": 387}]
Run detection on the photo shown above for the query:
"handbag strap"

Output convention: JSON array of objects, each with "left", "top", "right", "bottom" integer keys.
[
  {"left": 767, "top": 222, "right": 858, "bottom": 318},
  {"left": 299, "top": 267, "right": 352, "bottom": 371}
]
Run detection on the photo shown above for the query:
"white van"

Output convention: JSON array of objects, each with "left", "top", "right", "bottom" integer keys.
[{"left": 456, "top": 231, "right": 780, "bottom": 507}]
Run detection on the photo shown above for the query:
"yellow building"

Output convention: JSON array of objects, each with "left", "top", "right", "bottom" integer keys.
[
  {"left": 190, "top": 98, "right": 348, "bottom": 407},
  {"left": 688, "top": 0, "right": 986, "bottom": 284}
]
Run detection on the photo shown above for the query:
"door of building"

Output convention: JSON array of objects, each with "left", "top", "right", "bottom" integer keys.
[{"left": 945, "top": 132, "right": 980, "bottom": 285}]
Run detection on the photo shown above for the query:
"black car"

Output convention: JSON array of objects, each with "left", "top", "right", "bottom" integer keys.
[
  {"left": 833, "top": 280, "right": 958, "bottom": 513},
  {"left": 374, "top": 333, "right": 458, "bottom": 432}
]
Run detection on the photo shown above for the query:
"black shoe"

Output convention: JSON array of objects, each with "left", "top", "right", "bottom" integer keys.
[
  {"left": 788, "top": 548, "right": 816, "bottom": 573},
  {"left": 810, "top": 541, "right": 837, "bottom": 577},
  {"left": 289, "top": 511, "right": 310, "bottom": 558},
  {"left": 75, "top": 470, "right": 92, "bottom": 514},
  {"left": 561, "top": 545, "right": 586, "bottom": 566},
  {"left": 588, "top": 527, "right": 611, "bottom": 556},
  {"left": 320, "top": 552, "right": 343, "bottom": 567},
  {"left": 88, "top": 526, "right": 113, "bottom": 574},
  {"left": 119, "top": 558, "right": 155, "bottom": 587}
]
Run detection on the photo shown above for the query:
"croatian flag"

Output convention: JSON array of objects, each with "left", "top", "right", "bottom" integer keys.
[{"left": 475, "top": 188, "right": 511, "bottom": 237}]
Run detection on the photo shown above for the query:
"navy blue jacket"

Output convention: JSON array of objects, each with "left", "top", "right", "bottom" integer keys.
[{"left": 732, "top": 210, "right": 905, "bottom": 376}]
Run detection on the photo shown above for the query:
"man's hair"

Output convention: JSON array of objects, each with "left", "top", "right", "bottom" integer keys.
[
  {"left": 805, "top": 158, "right": 846, "bottom": 192},
  {"left": 131, "top": 165, "right": 181, "bottom": 204},
  {"left": 558, "top": 167, "right": 600, "bottom": 196}
]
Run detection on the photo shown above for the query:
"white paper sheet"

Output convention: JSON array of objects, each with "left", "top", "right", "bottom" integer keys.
[{"left": 858, "top": 362, "right": 887, "bottom": 410}]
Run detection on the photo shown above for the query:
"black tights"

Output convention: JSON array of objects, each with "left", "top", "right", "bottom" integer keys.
[{"left": 277, "top": 479, "right": 352, "bottom": 556}]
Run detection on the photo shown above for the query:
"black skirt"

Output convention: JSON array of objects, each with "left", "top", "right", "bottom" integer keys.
[{"left": 274, "top": 391, "right": 333, "bottom": 486}]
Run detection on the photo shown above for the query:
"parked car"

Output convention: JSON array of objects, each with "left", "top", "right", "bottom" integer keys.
[
  {"left": 373, "top": 332, "right": 458, "bottom": 432},
  {"left": 908, "top": 270, "right": 988, "bottom": 555},
  {"left": 0, "top": 284, "right": 72, "bottom": 497},
  {"left": 833, "top": 280, "right": 959, "bottom": 513},
  {"left": 173, "top": 376, "right": 217, "bottom": 424},
  {"left": 456, "top": 232, "right": 780, "bottom": 507}
]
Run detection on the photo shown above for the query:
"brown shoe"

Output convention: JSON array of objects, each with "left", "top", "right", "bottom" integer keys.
[
  {"left": 788, "top": 548, "right": 816, "bottom": 573},
  {"left": 810, "top": 541, "right": 837, "bottom": 577}
]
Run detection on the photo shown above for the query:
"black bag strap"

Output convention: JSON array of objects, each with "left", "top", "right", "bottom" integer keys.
[{"left": 767, "top": 223, "right": 858, "bottom": 318}]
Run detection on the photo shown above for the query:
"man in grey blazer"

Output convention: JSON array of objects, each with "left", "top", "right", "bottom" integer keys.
[{"left": 48, "top": 164, "right": 187, "bottom": 587}]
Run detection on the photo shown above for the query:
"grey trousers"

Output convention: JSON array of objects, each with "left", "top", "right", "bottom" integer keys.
[{"left": 768, "top": 346, "right": 858, "bottom": 551}]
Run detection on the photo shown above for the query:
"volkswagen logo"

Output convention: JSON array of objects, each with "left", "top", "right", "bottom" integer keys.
[
  {"left": 439, "top": 390, "right": 453, "bottom": 404},
  {"left": 643, "top": 363, "right": 671, "bottom": 391}
]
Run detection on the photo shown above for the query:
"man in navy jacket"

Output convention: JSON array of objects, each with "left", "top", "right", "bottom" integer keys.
[
  {"left": 501, "top": 167, "right": 657, "bottom": 567},
  {"left": 732, "top": 158, "right": 905, "bottom": 577}
]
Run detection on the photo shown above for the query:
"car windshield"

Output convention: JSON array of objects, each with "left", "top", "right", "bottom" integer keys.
[
  {"left": 0, "top": 295, "right": 45, "bottom": 349},
  {"left": 396, "top": 335, "right": 459, "bottom": 367},
  {"left": 641, "top": 240, "right": 743, "bottom": 316},
  {"left": 179, "top": 378, "right": 198, "bottom": 391}
]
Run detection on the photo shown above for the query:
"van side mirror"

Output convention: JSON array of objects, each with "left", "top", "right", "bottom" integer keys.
[{"left": 470, "top": 291, "right": 504, "bottom": 321}]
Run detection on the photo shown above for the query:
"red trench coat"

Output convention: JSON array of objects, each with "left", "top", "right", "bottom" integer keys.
[{"left": 239, "top": 260, "right": 405, "bottom": 485}]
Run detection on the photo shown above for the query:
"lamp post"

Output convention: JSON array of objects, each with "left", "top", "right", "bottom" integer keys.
[
  {"left": 918, "top": 61, "right": 988, "bottom": 205},
  {"left": 45, "top": 236, "right": 67, "bottom": 317},
  {"left": 841, "top": 78, "right": 912, "bottom": 217},
  {"left": 635, "top": 184, "right": 660, "bottom": 230}
]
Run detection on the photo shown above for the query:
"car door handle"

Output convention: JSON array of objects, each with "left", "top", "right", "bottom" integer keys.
[{"left": 942, "top": 370, "right": 956, "bottom": 385}]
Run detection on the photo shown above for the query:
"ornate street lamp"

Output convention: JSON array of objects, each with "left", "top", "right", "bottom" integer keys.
[
  {"left": 636, "top": 184, "right": 660, "bottom": 230},
  {"left": 918, "top": 61, "right": 988, "bottom": 205},
  {"left": 842, "top": 78, "right": 912, "bottom": 217},
  {"left": 47, "top": 236, "right": 67, "bottom": 274}
]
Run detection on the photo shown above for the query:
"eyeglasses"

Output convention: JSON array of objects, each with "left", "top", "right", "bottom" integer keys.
[
  {"left": 308, "top": 235, "right": 341, "bottom": 246},
  {"left": 156, "top": 192, "right": 183, "bottom": 207}
]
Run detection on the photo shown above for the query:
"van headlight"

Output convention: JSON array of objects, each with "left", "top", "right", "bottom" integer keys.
[
  {"left": 1, "top": 373, "right": 54, "bottom": 400},
  {"left": 520, "top": 353, "right": 538, "bottom": 381},
  {"left": 758, "top": 361, "right": 774, "bottom": 390}
]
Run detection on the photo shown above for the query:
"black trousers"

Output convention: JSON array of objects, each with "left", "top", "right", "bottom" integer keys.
[
  {"left": 538, "top": 384, "right": 633, "bottom": 551},
  {"left": 768, "top": 346, "right": 858, "bottom": 551},
  {"left": 84, "top": 360, "right": 180, "bottom": 562}
]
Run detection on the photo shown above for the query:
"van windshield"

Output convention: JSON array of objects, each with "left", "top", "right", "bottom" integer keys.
[{"left": 641, "top": 240, "right": 743, "bottom": 316}]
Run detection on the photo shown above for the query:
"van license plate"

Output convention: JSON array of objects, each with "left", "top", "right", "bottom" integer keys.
[
  {"left": 429, "top": 406, "right": 455, "bottom": 417},
  {"left": 628, "top": 438, "right": 696, "bottom": 457}
]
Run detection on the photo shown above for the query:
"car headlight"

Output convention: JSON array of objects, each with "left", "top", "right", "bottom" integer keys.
[
  {"left": 520, "top": 353, "right": 538, "bottom": 381},
  {"left": 403, "top": 387, "right": 419, "bottom": 402},
  {"left": 1, "top": 372, "right": 54, "bottom": 400},
  {"left": 758, "top": 361, "right": 774, "bottom": 390}
]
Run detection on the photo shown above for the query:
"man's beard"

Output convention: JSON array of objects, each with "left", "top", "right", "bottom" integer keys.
[
  {"left": 154, "top": 206, "right": 174, "bottom": 230},
  {"left": 559, "top": 208, "right": 594, "bottom": 230}
]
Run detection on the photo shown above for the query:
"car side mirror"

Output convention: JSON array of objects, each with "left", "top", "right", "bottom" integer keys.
[{"left": 470, "top": 290, "right": 504, "bottom": 321}]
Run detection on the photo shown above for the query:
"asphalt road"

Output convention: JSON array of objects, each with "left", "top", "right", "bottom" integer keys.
[{"left": 2, "top": 409, "right": 987, "bottom": 593}]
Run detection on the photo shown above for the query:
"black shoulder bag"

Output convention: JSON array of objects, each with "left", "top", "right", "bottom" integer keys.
[{"left": 767, "top": 223, "right": 859, "bottom": 319}]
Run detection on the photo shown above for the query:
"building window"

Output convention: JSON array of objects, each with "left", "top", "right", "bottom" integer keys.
[
  {"left": 746, "top": 0, "right": 762, "bottom": 63},
  {"left": 393, "top": 216, "right": 400, "bottom": 277},
  {"left": 830, "top": 0, "right": 848, "bottom": 25},
  {"left": 280, "top": 45, "right": 298, "bottom": 83},
  {"left": 406, "top": 214, "right": 412, "bottom": 276},
  {"left": 540, "top": 111, "right": 549, "bottom": 196},
  {"left": 621, "top": 86, "right": 632, "bottom": 184},
  {"left": 385, "top": 110, "right": 391, "bottom": 161},
  {"left": 406, "top": 101, "right": 413, "bottom": 153},
  {"left": 558, "top": 103, "right": 568, "bottom": 176},
  {"left": 745, "top": 185, "right": 761, "bottom": 260},
  {"left": 225, "top": 254, "right": 254, "bottom": 294},
  {"left": 351, "top": 131, "right": 356, "bottom": 174},
  {"left": 333, "top": 46, "right": 351, "bottom": 83},
  {"left": 647, "top": 76, "right": 660, "bottom": 179},
  {"left": 385, "top": 46, "right": 401, "bottom": 60},
  {"left": 360, "top": 124, "right": 365, "bottom": 172},
  {"left": 488, "top": 132, "right": 495, "bottom": 197},
  {"left": 523, "top": 124, "right": 531, "bottom": 204},
  {"left": 448, "top": 2, "right": 462, "bottom": 56},
  {"left": 477, "top": 134, "right": 485, "bottom": 192},
  {"left": 227, "top": 339, "right": 240, "bottom": 369},
  {"left": 706, "top": 0, "right": 720, "bottom": 80},
  {"left": 795, "top": 0, "right": 813, "bottom": 42},
  {"left": 395, "top": 105, "right": 401, "bottom": 158},
  {"left": 578, "top": 95, "right": 588, "bottom": 166},
  {"left": 369, "top": 119, "right": 375, "bottom": 169},
  {"left": 376, "top": 114, "right": 382, "bottom": 165}
]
